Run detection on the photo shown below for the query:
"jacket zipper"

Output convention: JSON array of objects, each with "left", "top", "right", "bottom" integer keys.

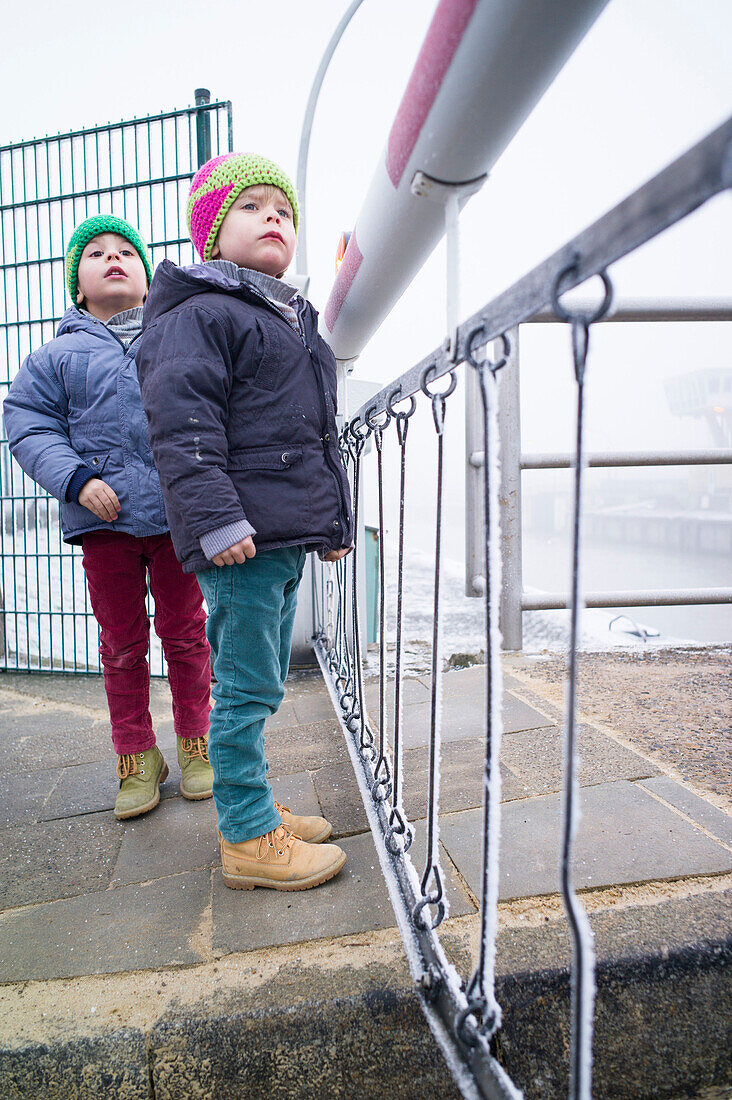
[{"left": 244, "top": 285, "right": 350, "bottom": 541}]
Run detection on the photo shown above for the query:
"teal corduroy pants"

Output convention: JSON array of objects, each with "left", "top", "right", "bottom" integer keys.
[{"left": 196, "top": 546, "right": 306, "bottom": 842}]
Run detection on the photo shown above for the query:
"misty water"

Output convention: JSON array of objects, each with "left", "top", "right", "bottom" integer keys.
[{"left": 523, "top": 532, "right": 732, "bottom": 646}]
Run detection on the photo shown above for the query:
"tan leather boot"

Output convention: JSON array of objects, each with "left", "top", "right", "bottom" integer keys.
[
  {"left": 220, "top": 825, "right": 346, "bottom": 891},
  {"left": 274, "top": 799, "right": 332, "bottom": 843}
]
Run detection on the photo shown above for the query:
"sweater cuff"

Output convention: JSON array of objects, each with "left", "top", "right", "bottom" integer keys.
[
  {"left": 200, "top": 519, "right": 256, "bottom": 560},
  {"left": 66, "top": 466, "right": 97, "bottom": 502}
]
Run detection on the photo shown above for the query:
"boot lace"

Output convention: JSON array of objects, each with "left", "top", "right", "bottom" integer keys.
[
  {"left": 117, "top": 752, "right": 144, "bottom": 779},
  {"left": 273, "top": 799, "right": 291, "bottom": 815},
  {"left": 180, "top": 736, "right": 209, "bottom": 763},
  {"left": 256, "top": 824, "right": 295, "bottom": 860}
]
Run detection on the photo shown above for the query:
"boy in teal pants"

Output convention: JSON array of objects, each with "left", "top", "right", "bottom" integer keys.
[{"left": 137, "top": 154, "right": 353, "bottom": 890}]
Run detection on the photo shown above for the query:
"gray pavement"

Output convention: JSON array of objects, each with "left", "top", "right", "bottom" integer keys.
[{"left": 0, "top": 651, "right": 730, "bottom": 1099}]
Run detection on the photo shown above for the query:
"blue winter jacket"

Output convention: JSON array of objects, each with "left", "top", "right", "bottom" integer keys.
[
  {"left": 137, "top": 260, "right": 354, "bottom": 573},
  {"left": 2, "top": 308, "right": 168, "bottom": 544}
]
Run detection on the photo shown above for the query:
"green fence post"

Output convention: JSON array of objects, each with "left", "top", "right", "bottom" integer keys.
[{"left": 195, "top": 88, "right": 212, "bottom": 167}]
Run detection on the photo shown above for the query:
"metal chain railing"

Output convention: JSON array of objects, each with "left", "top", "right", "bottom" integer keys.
[{"left": 313, "top": 117, "right": 732, "bottom": 1099}]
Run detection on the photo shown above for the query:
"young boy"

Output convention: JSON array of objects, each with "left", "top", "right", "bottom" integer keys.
[
  {"left": 3, "top": 215, "right": 213, "bottom": 819},
  {"left": 137, "top": 153, "right": 353, "bottom": 891}
]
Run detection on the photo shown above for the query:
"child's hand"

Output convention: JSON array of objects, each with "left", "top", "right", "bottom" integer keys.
[
  {"left": 212, "top": 536, "right": 257, "bottom": 567},
  {"left": 322, "top": 548, "right": 351, "bottom": 563},
  {"left": 78, "top": 478, "right": 121, "bottom": 522}
]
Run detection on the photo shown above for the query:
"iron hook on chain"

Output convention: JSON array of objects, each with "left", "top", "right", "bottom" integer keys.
[
  {"left": 421, "top": 363, "right": 457, "bottom": 435},
  {"left": 386, "top": 385, "right": 417, "bottom": 420},
  {"left": 551, "top": 257, "right": 613, "bottom": 384},
  {"left": 384, "top": 808, "right": 414, "bottom": 854},
  {"left": 465, "top": 325, "right": 511, "bottom": 374},
  {"left": 364, "top": 404, "right": 391, "bottom": 432}
]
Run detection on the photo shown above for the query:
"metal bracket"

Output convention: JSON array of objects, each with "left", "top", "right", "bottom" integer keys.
[{"left": 411, "top": 171, "right": 488, "bottom": 361}]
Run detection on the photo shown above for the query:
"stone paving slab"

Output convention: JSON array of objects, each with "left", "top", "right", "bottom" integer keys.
[
  {"left": 0, "top": 813, "right": 123, "bottom": 910},
  {"left": 440, "top": 780, "right": 732, "bottom": 901},
  {"left": 0, "top": 869, "right": 211, "bottom": 983},
  {"left": 0, "top": 712, "right": 111, "bottom": 772},
  {"left": 639, "top": 776, "right": 732, "bottom": 848},
  {"left": 0, "top": 670, "right": 178, "bottom": 715},
  {"left": 261, "top": 699, "right": 299, "bottom": 731},
  {"left": 310, "top": 739, "right": 527, "bottom": 840},
  {"left": 111, "top": 797, "right": 219, "bottom": 887},
  {"left": 212, "top": 828, "right": 475, "bottom": 955},
  {"left": 310, "top": 760, "right": 368, "bottom": 837},
  {"left": 500, "top": 722, "right": 661, "bottom": 796},
  {"left": 0, "top": 672, "right": 111, "bottom": 710},
  {"left": 265, "top": 718, "right": 350, "bottom": 775},
  {"left": 41, "top": 757, "right": 178, "bottom": 821},
  {"left": 0, "top": 767, "right": 61, "bottom": 827},
  {"left": 400, "top": 685, "right": 554, "bottom": 750}
]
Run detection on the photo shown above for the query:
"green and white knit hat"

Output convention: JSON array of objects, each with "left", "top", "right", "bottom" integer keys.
[
  {"left": 65, "top": 215, "right": 153, "bottom": 302},
  {"left": 187, "top": 152, "right": 299, "bottom": 262}
]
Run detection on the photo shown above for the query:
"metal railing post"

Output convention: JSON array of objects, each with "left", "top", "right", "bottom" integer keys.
[
  {"left": 498, "top": 327, "right": 522, "bottom": 650},
  {"left": 195, "top": 88, "right": 212, "bottom": 167}
]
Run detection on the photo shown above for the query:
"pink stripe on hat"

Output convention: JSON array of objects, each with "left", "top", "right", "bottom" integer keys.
[
  {"left": 190, "top": 154, "right": 232, "bottom": 193},
  {"left": 189, "top": 182, "right": 236, "bottom": 261}
]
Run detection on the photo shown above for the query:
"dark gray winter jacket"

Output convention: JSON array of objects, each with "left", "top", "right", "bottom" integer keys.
[{"left": 137, "top": 260, "right": 353, "bottom": 573}]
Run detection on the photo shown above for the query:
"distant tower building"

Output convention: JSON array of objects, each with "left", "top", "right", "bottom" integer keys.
[{"left": 664, "top": 367, "right": 732, "bottom": 448}]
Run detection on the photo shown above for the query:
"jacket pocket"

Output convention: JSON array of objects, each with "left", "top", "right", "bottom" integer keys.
[
  {"left": 228, "top": 446, "right": 302, "bottom": 471},
  {"left": 252, "top": 319, "right": 282, "bottom": 391},
  {"left": 76, "top": 448, "right": 110, "bottom": 476}
]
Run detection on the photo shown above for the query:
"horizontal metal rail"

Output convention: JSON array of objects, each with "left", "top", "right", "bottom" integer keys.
[
  {"left": 523, "top": 588, "right": 732, "bottom": 611},
  {"left": 514, "top": 449, "right": 732, "bottom": 469},
  {"left": 529, "top": 297, "right": 732, "bottom": 323},
  {"left": 349, "top": 117, "right": 732, "bottom": 426}
]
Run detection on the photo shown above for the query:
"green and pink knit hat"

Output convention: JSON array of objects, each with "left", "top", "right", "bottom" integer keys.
[
  {"left": 187, "top": 152, "right": 299, "bottom": 262},
  {"left": 65, "top": 214, "right": 153, "bottom": 302}
]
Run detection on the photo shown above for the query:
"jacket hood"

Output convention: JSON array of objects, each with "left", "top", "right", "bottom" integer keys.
[
  {"left": 143, "top": 259, "right": 257, "bottom": 327},
  {"left": 55, "top": 307, "right": 109, "bottom": 339}
]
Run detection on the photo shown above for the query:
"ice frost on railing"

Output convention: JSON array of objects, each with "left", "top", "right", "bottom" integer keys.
[
  {"left": 313, "top": 118, "right": 732, "bottom": 1100},
  {"left": 313, "top": 360, "right": 521, "bottom": 1099}
]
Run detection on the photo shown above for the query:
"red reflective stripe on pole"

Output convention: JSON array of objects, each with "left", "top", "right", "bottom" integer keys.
[{"left": 386, "top": 0, "right": 480, "bottom": 187}]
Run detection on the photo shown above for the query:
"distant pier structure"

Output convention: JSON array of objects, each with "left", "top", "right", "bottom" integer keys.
[{"left": 584, "top": 367, "right": 732, "bottom": 554}]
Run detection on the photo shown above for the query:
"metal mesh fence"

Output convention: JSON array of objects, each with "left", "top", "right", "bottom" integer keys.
[{"left": 0, "top": 95, "right": 232, "bottom": 673}]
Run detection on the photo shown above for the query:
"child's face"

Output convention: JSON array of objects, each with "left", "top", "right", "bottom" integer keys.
[
  {"left": 211, "top": 185, "right": 296, "bottom": 276},
  {"left": 76, "top": 233, "right": 148, "bottom": 321}
]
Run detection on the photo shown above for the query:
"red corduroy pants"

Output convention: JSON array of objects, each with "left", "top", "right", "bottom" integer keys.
[{"left": 81, "top": 530, "right": 210, "bottom": 754}]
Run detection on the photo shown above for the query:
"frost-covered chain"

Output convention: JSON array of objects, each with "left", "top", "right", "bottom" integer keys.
[
  {"left": 459, "top": 331, "right": 511, "bottom": 1046},
  {"left": 552, "top": 262, "right": 613, "bottom": 1100},
  {"left": 325, "top": 569, "right": 336, "bottom": 651},
  {"left": 365, "top": 409, "right": 393, "bottom": 803},
  {"left": 385, "top": 393, "right": 417, "bottom": 855},
  {"left": 346, "top": 423, "right": 375, "bottom": 759},
  {"left": 414, "top": 365, "right": 457, "bottom": 930}
]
